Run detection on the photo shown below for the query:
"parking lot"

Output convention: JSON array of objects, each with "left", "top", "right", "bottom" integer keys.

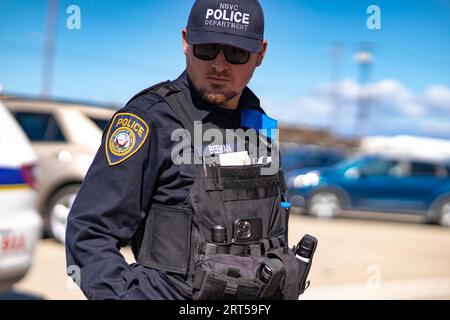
[{"left": 6, "top": 213, "right": 450, "bottom": 300}]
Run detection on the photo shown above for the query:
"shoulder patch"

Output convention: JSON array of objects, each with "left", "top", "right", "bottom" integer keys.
[{"left": 105, "top": 113, "right": 149, "bottom": 166}]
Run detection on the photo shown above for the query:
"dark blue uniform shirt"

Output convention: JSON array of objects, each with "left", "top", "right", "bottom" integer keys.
[{"left": 65, "top": 71, "right": 266, "bottom": 299}]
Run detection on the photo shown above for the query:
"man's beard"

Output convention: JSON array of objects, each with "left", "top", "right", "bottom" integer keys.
[{"left": 200, "top": 87, "right": 238, "bottom": 105}]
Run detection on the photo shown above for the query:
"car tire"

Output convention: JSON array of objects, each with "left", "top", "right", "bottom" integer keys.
[
  {"left": 46, "top": 184, "right": 80, "bottom": 243},
  {"left": 307, "top": 190, "right": 343, "bottom": 219},
  {"left": 436, "top": 197, "right": 450, "bottom": 227}
]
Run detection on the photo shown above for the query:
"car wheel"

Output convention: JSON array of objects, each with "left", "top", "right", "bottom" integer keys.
[
  {"left": 307, "top": 190, "right": 342, "bottom": 218},
  {"left": 437, "top": 198, "right": 450, "bottom": 227},
  {"left": 47, "top": 184, "right": 80, "bottom": 243}
]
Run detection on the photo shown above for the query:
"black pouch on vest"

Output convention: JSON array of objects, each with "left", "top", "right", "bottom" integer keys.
[
  {"left": 264, "top": 248, "right": 305, "bottom": 299},
  {"left": 193, "top": 254, "right": 266, "bottom": 300},
  {"left": 136, "top": 204, "right": 192, "bottom": 275},
  {"left": 192, "top": 250, "right": 303, "bottom": 300}
]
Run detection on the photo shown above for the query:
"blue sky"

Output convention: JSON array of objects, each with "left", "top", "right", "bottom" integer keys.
[{"left": 1, "top": 0, "right": 449, "bottom": 139}]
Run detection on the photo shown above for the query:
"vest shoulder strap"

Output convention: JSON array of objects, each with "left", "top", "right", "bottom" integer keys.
[{"left": 151, "top": 82, "right": 201, "bottom": 163}]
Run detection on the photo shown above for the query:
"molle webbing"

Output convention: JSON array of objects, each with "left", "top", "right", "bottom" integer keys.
[{"left": 201, "top": 235, "right": 286, "bottom": 256}]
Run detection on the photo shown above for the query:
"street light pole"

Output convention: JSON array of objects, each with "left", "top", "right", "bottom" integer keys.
[
  {"left": 328, "top": 42, "right": 344, "bottom": 136},
  {"left": 353, "top": 44, "right": 373, "bottom": 139}
]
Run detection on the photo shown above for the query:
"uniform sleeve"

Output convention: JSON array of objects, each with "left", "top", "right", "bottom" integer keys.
[{"left": 65, "top": 106, "right": 162, "bottom": 300}]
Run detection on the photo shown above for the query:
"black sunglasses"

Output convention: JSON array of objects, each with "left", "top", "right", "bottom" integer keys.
[{"left": 193, "top": 44, "right": 251, "bottom": 65}]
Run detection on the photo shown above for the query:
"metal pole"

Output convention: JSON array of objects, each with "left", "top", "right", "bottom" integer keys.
[
  {"left": 41, "top": 0, "right": 58, "bottom": 98},
  {"left": 328, "top": 42, "right": 344, "bottom": 136},
  {"left": 353, "top": 43, "right": 373, "bottom": 139}
]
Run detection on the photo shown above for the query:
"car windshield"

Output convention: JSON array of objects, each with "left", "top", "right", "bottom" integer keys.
[{"left": 333, "top": 155, "right": 368, "bottom": 170}]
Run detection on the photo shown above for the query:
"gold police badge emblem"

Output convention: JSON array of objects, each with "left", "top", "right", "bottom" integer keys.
[{"left": 105, "top": 112, "right": 149, "bottom": 165}]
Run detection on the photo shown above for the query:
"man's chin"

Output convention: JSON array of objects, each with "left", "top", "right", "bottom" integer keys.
[
  {"left": 195, "top": 81, "right": 239, "bottom": 105},
  {"left": 202, "top": 92, "right": 228, "bottom": 105}
]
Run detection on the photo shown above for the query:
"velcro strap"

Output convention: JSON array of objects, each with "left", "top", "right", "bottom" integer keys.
[
  {"left": 223, "top": 186, "right": 275, "bottom": 201},
  {"left": 223, "top": 176, "right": 278, "bottom": 189},
  {"left": 270, "top": 238, "right": 281, "bottom": 249},
  {"left": 193, "top": 269, "right": 206, "bottom": 290},
  {"left": 152, "top": 83, "right": 179, "bottom": 97},
  {"left": 229, "top": 245, "right": 246, "bottom": 255},
  {"left": 261, "top": 239, "right": 271, "bottom": 254},
  {"left": 276, "top": 235, "right": 286, "bottom": 248},
  {"left": 220, "top": 164, "right": 276, "bottom": 179},
  {"left": 224, "top": 281, "right": 239, "bottom": 296},
  {"left": 249, "top": 244, "right": 262, "bottom": 256}
]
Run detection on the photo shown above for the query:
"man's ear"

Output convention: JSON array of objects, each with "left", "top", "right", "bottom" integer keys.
[
  {"left": 256, "top": 40, "right": 268, "bottom": 67},
  {"left": 182, "top": 28, "right": 188, "bottom": 55}
]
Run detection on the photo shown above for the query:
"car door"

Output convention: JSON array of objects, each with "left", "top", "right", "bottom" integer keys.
[
  {"left": 398, "top": 161, "right": 442, "bottom": 212},
  {"left": 343, "top": 157, "right": 411, "bottom": 212}
]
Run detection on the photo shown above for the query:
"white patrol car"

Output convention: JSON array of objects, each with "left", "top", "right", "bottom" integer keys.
[{"left": 0, "top": 100, "right": 42, "bottom": 292}]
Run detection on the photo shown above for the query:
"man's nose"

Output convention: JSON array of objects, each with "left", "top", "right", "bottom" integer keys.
[{"left": 211, "top": 50, "right": 229, "bottom": 73}]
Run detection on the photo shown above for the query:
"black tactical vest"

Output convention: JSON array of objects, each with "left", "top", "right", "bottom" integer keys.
[{"left": 131, "top": 82, "right": 305, "bottom": 300}]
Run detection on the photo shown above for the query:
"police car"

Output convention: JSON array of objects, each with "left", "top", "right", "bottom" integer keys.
[{"left": 0, "top": 100, "right": 42, "bottom": 292}]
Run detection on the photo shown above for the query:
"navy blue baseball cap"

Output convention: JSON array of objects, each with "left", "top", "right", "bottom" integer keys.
[{"left": 186, "top": 0, "right": 265, "bottom": 53}]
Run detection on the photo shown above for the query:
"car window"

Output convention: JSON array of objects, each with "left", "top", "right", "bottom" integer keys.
[
  {"left": 334, "top": 155, "right": 366, "bottom": 171},
  {"left": 14, "top": 112, "right": 66, "bottom": 142},
  {"left": 362, "top": 158, "right": 402, "bottom": 177},
  {"left": 410, "top": 161, "right": 436, "bottom": 177},
  {"left": 89, "top": 117, "right": 110, "bottom": 131}
]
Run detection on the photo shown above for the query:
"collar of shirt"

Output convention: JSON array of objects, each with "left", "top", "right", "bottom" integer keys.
[{"left": 173, "top": 70, "right": 265, "bottom": 122}]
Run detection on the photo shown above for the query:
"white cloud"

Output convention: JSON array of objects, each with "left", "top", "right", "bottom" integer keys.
[
  {"left": 262, "top": 95, "right": 334, "bottom": 128},
  {"left": 337, "top": 80, "right": 361, "bottom": 100},
  {"left": 276, "top": 78, "right": 427, "bottom": 118},
  {"left": 396, "top": 102, "right": 425, "bottom": 117},
  {"left": 368, "top": 79, "right": 426, "bottom": 117},
  {"left": 314, "top": 78, "right": 428, "bottom": 117},
  {"left": 314, "top": 79, "right": 359, "bottom": 100},
  {"left": 292, "top": 96, "right": 331, "bottom": 116},
  {"left": 419, "top": 119, "right": 450, "bottom": 135},
  {"left": 261, "top": 79, "right": 450, "bottom": 139},
  {"left": 422, "top": 85, "right": 450, "bottom": 111},
  {"left": 368, "top": 79, "right": 411, "bottom": 98}
]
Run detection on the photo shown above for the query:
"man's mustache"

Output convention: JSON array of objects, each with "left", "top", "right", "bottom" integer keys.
[{"left": 207, "top": 71, "right": 232, "bottom": 79}]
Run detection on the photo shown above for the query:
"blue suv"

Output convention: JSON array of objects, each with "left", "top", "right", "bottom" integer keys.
[{"left": 286, "top": 153, "right": 450, "bottom": 227}]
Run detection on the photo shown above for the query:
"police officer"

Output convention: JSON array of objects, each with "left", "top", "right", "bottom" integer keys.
[{"left": 66, "top": 0, "right": 306, "bottom": 300}]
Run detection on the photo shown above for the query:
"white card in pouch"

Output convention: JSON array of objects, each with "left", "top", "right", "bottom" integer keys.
[{"left": 219, "top": 151, "right": 251, "bottom": 166}]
